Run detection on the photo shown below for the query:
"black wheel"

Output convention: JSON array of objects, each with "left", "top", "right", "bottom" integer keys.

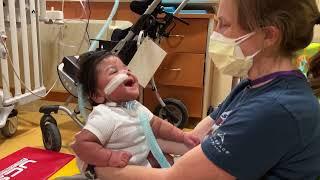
[
  {"left": 41, "top": 116, "right": 61, "bottom": 152},
  {"left": 1, "top": 109, "right": 18, "bottom": 137},
  {"left": 154, "top": 98, "right": 189, "bottom": 129}
]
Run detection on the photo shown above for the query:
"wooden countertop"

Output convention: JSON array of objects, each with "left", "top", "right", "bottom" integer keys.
[{"left": 167, "top": 13, "right": 214, "bottom": 19}]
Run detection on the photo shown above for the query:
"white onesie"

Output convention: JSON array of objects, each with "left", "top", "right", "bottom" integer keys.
[{"left": 77, "top": 100, "right": 154, "bottom": 170}]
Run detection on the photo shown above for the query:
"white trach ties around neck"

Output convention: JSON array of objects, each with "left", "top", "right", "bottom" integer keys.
[{"left": 104, "top": 73, "right": 129, "bottom": 95}]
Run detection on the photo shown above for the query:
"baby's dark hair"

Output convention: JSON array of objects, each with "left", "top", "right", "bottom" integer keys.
[{"left": 78, "top": 50, "right": 118, "bottom": 103}]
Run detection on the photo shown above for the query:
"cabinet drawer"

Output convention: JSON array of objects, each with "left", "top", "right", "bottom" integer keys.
[
  {"left": 143, "top": 86, "right": 203, "bottom": 118},
  {"left": 155, "top": 53, "right": 205, "bottom": 88},
  {"left": 160, "top": 18, "right": 209, "bottom": 54}
]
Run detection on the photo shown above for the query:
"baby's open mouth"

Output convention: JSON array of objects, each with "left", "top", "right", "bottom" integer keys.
[{"left": 124, "top": 79, "right": 134, "bottom": 87}]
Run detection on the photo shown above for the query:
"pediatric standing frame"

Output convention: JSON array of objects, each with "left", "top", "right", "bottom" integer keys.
[{"left": 39, "top": 0, "right": 191, "bottom": 152}]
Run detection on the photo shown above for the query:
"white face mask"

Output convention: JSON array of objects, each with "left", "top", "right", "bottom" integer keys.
[
  {"left": 104, "top": 73, "right": 128, "bottom": 95},
  {"left": 209, "top": 31, "right": 261, "bottom": 77}
]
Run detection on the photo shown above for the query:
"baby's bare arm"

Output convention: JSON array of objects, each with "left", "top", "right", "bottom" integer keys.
[
  {"left": 71, "top": 129, "right": 131, "bottom": 167},
  {"left": 150, "top": 116, "right": 200, "bottom": 149},
  {"left": 150, "top": 116, "right": 184, "bottom": 142}
]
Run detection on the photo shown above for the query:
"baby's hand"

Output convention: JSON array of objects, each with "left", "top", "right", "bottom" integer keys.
[
  {"left": 108, "top": 151, "right": 132, "bottom": 168},
  {"left": 183, "top": 133, "right": 200, "bottom": 149}
]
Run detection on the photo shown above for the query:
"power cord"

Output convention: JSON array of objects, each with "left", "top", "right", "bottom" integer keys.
[
  {"left": 0, "top": 36, "right": 57, "bottom": 98},
  {"left": 85, "top": 0, "right": 91, "bottom": 46},
  {"left": 75, "top": 0, "right": 91, "bottom": 54}
]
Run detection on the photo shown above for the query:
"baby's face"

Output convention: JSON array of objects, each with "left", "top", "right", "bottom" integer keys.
[{"left": 95, "top": 56, "right": 139, "bottom": 103}]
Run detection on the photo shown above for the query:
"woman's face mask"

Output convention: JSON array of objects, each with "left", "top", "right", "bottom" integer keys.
[{"left": 209, "top": 31, "right": 261, "bottom": 77}]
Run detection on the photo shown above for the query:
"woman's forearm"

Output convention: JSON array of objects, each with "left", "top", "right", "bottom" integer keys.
[
  {"left": 95, "top": 164, "right": 168, "bottom": 180},
  {"left": 95, "top": 146, "right": 236, "bottom": 180}
]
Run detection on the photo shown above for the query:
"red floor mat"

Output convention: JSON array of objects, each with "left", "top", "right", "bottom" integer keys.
[{"left": 0, "top": 147, "right": 74, "bottom": 180}]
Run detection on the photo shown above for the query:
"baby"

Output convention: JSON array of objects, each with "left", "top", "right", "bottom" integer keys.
[{"left": 71, "top": 50, "right": 199, "bottom": 173}]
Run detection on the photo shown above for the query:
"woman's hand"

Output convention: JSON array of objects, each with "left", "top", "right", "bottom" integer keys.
[
  {"left": 188, "top": 116, "right": 215, "bottom": 142},
  {"left": 183, "top": 133, "right": 200, "bottom": 149}
]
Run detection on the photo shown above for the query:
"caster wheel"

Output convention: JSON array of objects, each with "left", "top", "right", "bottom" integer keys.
[
  {"left": 41, "top": 115, "right": 61, "bottom": 152},
  {"left": 1, "top": 109, "right": 18, "bottom": 137},
  {"left": 154, "top": 98, "right": 188, "bottom": 129}
]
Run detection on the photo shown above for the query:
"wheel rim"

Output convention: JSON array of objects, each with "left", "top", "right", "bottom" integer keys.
[
  {"left": 158, "top": 105, "right": 183, "bottom": 126},
  {"left": 7, "top": 117, "right": 18, "bottom": 134}
]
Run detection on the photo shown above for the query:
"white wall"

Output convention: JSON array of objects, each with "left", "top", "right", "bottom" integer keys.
[{"left": 40, "top": 20, "right": 132, "bottom": 92}]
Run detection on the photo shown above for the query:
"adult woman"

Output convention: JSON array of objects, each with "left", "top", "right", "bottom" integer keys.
[{"left": 95, "top": 0, "right": 320, "bottom": 179}]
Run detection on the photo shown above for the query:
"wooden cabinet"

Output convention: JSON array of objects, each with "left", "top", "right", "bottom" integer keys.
[
  {"left": 155, "top": 53, "right": 205, "bottom": 88},
  {"left": 160, "top": 18, "right": 208, "bottom": 54},
  {"left": 143, "top": 15, "right": 212, "bottom": 120}
]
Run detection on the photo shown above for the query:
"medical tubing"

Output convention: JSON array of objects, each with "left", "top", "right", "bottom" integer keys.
[
  {"left": 89, "top": 0, "right": 119, "bottom": 51},
  {"left": 78, "top": 84, "right": 88, "bottom": 120},
  {"left": 139, "top": 112, "right": 171, "bottom": 168},
  {"left": 78, "top": 0, "right": 119, "bottom": 120}
]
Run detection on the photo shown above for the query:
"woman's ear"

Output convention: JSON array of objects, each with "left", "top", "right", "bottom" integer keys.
[{"left": 262, "top": 26, "right": 281, "bottom": 49}]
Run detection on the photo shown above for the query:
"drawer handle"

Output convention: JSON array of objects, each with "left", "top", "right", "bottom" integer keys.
[
  {"left": 168, "top": 34, "right": 185, "bottom": 38},
  {"left": 161, "top": 67, "right": 182, "bottom": 71}
]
